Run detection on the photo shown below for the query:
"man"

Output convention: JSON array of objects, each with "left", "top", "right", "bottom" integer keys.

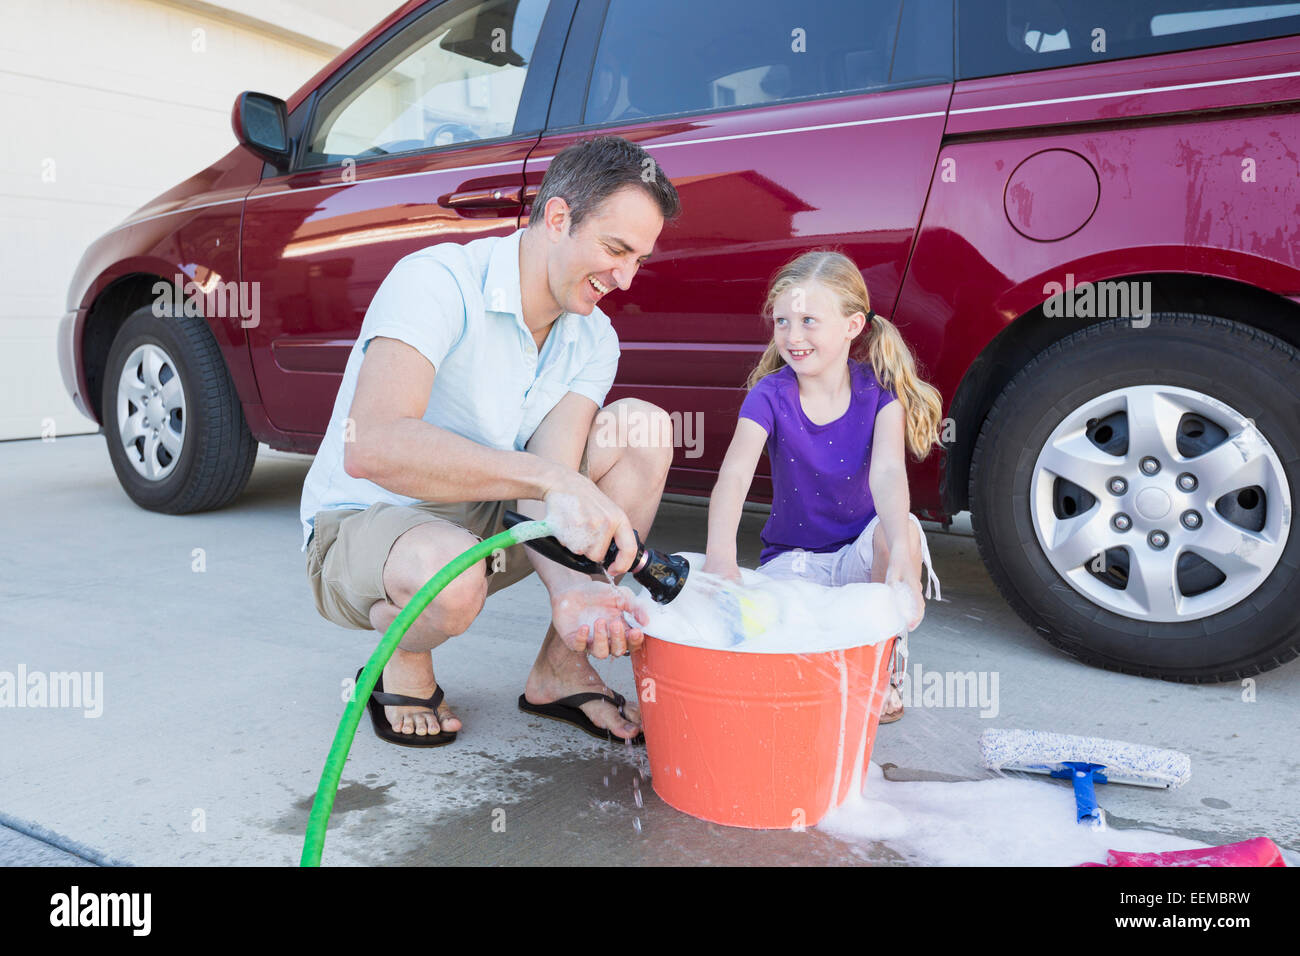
[{"left": 301, "top": 136, "right": 681, "bottom": 746}]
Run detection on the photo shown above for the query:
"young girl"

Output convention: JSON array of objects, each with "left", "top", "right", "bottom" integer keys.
[{"left": 703, "top": 250, "right": 944, "bottom": 723}]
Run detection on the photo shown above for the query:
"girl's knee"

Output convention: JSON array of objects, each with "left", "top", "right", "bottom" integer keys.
[
  {"left": 908, "top": 516, "right": 924, "bottom": 552},
  {"left": 870, "top": 520, "right": 891, "bottom": 564},
  {"left": 867, "top": 517, "right": 923, "bottom": 574}
]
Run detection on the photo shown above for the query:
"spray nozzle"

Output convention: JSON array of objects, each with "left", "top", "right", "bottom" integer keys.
[{"left": 502, "top": 510, "right": 689, "bottom": 604}]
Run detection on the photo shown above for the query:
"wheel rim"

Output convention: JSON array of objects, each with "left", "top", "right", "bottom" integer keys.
[
  {"left": 116, "top": 343, "right": 186, "bottom": 481},
  {"left": 1030, "top": 385, "right": 1291, "bottom": 623}
]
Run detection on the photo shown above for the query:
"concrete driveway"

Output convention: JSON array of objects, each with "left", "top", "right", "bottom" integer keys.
[{"left": 2, "top": 434, "right": 1296, "bottom": 866}]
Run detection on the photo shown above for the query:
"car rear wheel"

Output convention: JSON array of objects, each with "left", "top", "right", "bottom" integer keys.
[
  {"left": 969, "top": 313, "right": 1300, "bottom": 681},
  {"left": 101, "top": 305, "right": 257, "bottom": 513}
]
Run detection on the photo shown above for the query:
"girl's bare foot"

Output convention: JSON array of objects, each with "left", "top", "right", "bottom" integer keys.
[{"left": 879, "top": 685, "right": 904, "bottom": 724}]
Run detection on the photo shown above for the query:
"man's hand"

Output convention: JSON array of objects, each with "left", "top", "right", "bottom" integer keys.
[
  {"left": 550, "top": 582, "right": 649, "bottom": 658},
  {"left": 543, "top": 470, "right": 639, "bottom": 576}
]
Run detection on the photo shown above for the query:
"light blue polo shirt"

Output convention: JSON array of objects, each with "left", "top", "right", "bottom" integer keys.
[{"left": 299, "top": 227, "right": 620, "bottom": 550}]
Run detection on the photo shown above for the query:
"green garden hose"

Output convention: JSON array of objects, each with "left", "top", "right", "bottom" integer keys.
[{"left": 300, "top": 519, "right": 553, "bottom": 867}]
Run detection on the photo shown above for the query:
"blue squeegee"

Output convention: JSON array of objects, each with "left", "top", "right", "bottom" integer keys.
[{"left": 980, "top": 729, "right": 1191, "bottom": 826}]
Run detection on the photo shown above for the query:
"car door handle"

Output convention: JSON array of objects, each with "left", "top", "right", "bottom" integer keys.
[
  {"left": 523, "top": 185, "right": 540, "bottom": 204},
  {"left": 440, "top": 186, "right": 521, "bottom": 210}
]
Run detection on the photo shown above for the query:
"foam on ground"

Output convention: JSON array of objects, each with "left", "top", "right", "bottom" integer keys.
[{"left": 819, "top": 762, "right": 1207, "bottom": 866}]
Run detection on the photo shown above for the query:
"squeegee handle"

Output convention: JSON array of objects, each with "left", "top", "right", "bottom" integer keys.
[{"left": 1055, "top": 762, "right": 1107, "bottom": 824}]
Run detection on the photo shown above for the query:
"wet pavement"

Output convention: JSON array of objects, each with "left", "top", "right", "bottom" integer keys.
[{"left": 2, "top": 435, "right": 1296, "bottom": 865}]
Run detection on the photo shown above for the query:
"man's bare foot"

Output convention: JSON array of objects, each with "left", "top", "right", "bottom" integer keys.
[
  {"left": 523, "top": 630, "right": 641, "bottom": 740},
  {"left": 381, "top": 647, "right": 462, "bottom": 737}
]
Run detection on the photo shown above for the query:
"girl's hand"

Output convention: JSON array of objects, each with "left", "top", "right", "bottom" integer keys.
[
  {"left": 885, "top": 562, "right": 925, "bottom": 631},
  {"left": 705, "top": 418, "right": 767, "bottom": 588},
  {"left": 703, "top": 555, "right": 743, "bottom": 585}
]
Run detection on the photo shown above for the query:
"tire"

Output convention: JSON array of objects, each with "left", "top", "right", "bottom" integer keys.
[
  {"left": 969, "top": 313, "right": 1300, "bottom": 682},
  {"left": 101, "top": 305, "right": 257, "bottom": 513}
]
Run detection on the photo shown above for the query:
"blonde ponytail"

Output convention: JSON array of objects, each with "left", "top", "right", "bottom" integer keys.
[
  {"left": 744, "top": 340, "right": 786, "bottom": 390},
  {"left": 746, "top": 250, "right": 943, "bottom": 460},
  {"left": 865, "top": 312, "right": 944, "bottom": 460}
]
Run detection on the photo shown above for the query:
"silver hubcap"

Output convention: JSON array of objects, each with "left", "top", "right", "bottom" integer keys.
[
  {"left": 1030, "top": 385, "right": 1291, "bottom": 622},
  {"left": 117, "top": 343, "right": 186, "bottom": 481}
]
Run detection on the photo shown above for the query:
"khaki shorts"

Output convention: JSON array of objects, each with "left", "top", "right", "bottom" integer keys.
[
  {"left": 306, "top": 448, "right": 590, "bottom": 630},
  {"left": 306, "top": 499, "right": 538, "bottom": 630}
]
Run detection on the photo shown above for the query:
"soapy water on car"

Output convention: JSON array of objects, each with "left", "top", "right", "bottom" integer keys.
[{"left": 581, "top": 552, "right": 1222, "bottom": 865}]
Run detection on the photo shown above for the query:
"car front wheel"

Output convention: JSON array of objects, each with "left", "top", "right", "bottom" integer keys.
[{"left": 101, "top": 305, "right": 257, "bottom": 513}]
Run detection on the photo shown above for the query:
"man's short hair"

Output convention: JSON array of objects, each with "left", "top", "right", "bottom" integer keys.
[{"left": 531, "top": 136, "right": 680, "bottom": 232}]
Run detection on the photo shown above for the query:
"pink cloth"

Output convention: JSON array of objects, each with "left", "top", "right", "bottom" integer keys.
[{"left": 1079, "top": 836, "right": 1286, "bottom": 867}]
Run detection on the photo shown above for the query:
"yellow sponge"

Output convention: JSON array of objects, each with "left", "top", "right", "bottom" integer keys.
[{"left": 736, "top": 589, "right": 780, "bottom": 639}]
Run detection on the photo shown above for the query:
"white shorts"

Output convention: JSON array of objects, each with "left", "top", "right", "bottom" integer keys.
[
  {"left": 755, "top": 513, "right": 941, "bottom": 599},
  {"left": 755, "top": 514, "right": 940, "bottom": 685}
]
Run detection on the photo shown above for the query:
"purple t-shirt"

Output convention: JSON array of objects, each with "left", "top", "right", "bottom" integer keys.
[{"left": 739, "top": 360, "right": 897, "bottom": 564}]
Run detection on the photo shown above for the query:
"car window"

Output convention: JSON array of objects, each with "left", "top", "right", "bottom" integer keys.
[
  {"left": 301, "top": 0, "right": 549, "bottom": 167},
  {"left": 583, "top": 0, "right": 940, "bottom": 125},
  {"left": 958, "top": 0, "right": 1300, "bottom": 79},
  {"left": 892, "top": 0, "right": 956, "bottom": 86}
]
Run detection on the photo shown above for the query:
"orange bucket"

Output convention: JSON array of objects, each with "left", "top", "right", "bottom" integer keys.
[{"left": 631, "top": 633, "right": 898, "bottom": 829}]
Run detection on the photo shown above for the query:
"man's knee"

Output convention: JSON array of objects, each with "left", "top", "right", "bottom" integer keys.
[
  {"left": 592, "top": 398, "right": 674, "bottom": 474},
  {"left": 431, "top": 562, "right": 489, "bottom": 634},
  {"left": 386, "top": 533, "right": 488, "bottom": 634}
]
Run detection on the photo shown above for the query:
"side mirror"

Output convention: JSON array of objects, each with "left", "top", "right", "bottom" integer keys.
[{"left": 232, "top": 91, "right": 290, "bottom": 169}]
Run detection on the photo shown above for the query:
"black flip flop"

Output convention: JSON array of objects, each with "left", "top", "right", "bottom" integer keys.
[
  {"left": 358, "top": 666, "right": 457, "bottom": 748},
  {"left": 517, "top": 690, "right": 645, "bottom": 746}
]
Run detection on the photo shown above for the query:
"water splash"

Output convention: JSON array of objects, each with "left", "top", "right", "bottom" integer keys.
[{"left": 826, "top": 650, "right": 850, "bottom": 820}]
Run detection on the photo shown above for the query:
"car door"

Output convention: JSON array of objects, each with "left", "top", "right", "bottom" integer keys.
[
  {"left": 241, "top": 0, "right": 575, "bottom": 438},
  {"left": 524, "top": 0, "right": 954, "bottom": 495}
]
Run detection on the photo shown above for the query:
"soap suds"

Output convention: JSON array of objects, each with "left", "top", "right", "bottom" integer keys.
[
  {"left": 542, "top": 493, "right": 605, "bottom": 558},
  {"left": 820, "top": 762, "right": 1207, "bottom": 866},
  {"left": 632, "top": 553, "right": 907, "bottom": 654}
]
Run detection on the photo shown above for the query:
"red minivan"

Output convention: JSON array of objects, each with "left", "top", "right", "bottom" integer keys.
[{"left": 59, "top": 0, "right": 1300, "bottom": 681}]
